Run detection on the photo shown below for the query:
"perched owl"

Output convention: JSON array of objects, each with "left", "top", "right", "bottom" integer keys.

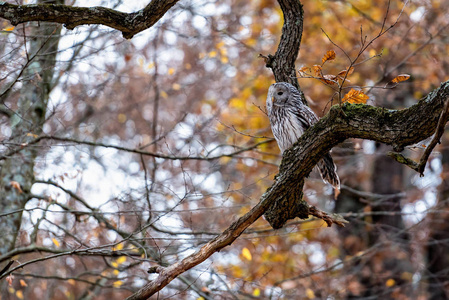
[{"left": 266, "top": 82, "right": 340, "bottom": 189}]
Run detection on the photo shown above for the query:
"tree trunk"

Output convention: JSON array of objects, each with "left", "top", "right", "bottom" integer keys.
[
  {"left": 0, "top": 0, "right": 63, "bottom": 261},
  {"left": 426, "top": 131, "right": 449, "bottom": 299}
]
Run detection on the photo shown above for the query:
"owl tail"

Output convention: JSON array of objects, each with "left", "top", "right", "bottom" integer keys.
[{"left": 317, "top": 153, "right": 340, "bottom": 189}]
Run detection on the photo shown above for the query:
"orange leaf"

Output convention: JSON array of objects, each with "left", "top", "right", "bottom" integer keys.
[
  {"left": 3, "top": 26, "right": 15, "bottom": 32},
  {"left": 342, "top": 89, "right": 369, "bottom": 104},
  {"left": 391, "top": 74, "right": 410, "bottom": 83},
  {"left": 337, "top": 67, "right": 354, "bottom": 77},
  {"left": 299, "top": 66, "right": 311, "bottom": 74},
  {"left": 10, "top": 181, "right": 23, "bottom": 193},
  {"left": 322, "top": 50, "right": 336, "bottom": 64},
  {"left": 312, "top": 65, "right": 323, "bottom": 76}
]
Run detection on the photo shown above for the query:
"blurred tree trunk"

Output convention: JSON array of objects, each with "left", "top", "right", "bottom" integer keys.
[
  {"left": 0, "top": 0, "right": 63, "bottom": 260},
  {"left": 336, "top": 141, "right": 413, "bottom": 298},
  {"left": 426, "top": 131, "right": 449, "bottom": 299}
]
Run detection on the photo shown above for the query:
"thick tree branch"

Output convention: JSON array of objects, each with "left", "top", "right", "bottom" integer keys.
[
  {"left": 125, "top": 81, "right": 449, "bottom": 299},
  {"left": 0, "top": 0, "right": 180, "bottom": 39}
]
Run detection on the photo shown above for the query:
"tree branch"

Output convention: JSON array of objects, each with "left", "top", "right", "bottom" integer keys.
[
  {"left": 0, "top": 0, "right": 180, "bottom": 39},
  {"left": 125, "top": 81, "right": 449, "bottom": 300}
]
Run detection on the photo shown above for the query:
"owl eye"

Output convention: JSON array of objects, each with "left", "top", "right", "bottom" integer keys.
[{"left": 277, "top": 92, "right": 283, "bottom": 96}]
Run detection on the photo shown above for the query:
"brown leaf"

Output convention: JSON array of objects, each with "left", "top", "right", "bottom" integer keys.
[
  {"left": 10, "top": 181, "right": 23, "bottom": 193},
  {"left": 320, "top": 74, "right": 338, "bottom": 85},
  {"left": 298, "top": 66, "right": 311, "bottom": 75},
  {"left": 342, "top": 89, "right": 369, "bottom": 104},
  {"left": 312, "top": 65, "right": 323, "bottom": 76},
  {"left": 338, "top": 67, "right": 354, "bottom": 77},
  {"left": 322, "top": 50, "right": 336, "bottom": 64}
]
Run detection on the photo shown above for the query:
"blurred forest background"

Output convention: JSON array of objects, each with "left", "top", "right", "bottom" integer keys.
[{"left": 1, "top": 0, "right": 449, "bottom": 299}]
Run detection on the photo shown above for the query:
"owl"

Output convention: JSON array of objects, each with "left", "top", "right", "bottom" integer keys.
[{"left": 266, "top": 82, "right": 340, "bottom": 189}]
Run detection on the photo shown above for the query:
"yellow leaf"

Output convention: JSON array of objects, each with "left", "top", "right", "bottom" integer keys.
[
  {"left": 3, "top": 26, "right": 15, "bottom": 31},
  {"left": 26, "top": 133, "right": 39, "bottom": 138},
  {"left": 116, "top": 256, "right": 127, "bottom": 264},
  {"left": 160, "top": 90, "right": 168, "bottom": 99},
  {"left": 117, "top": 113, "right": 127, "bottom": 123},
  {"left": 229, "top": 97, "right": 245, "bottom": 109},
  {"left": 113, "top": 280, "right": 123, "bottom": 288},
  {"left": 112, "top": 243, "right": 124, "bottom": 251},
  {"left": 146, "top": 62, "right": 154, "bottom": 69},
  {"left": 52, "top": 238, "right": 60, "bottom": 247},
  {"left": 216, "top": 41, "right": 225, "bottom": 49},
  {"left": 137, "top": 57, "right": 144, "bottom": 67},
  {"left": 113, "top": 269, "right": 119, "bottom": 276},
  {"left": 342, "top": 89, "right": 369, "bottom": 104},
  {"left": 111, "top": 261, "right": 119, "bottom": 268},
  {"left": 220, "top": 56, "right": 229, "bottom": 64},
  {"left": 185, "top": 63, "right": 192, "bottom": 70},
  {"left": 196, "top": 298, "right": 205, "bottom": 300},
  {"left": 168, "top": 68, "right": 175, "bottom": 75},
  {"left": 19, "top": 279, "right": 27, "bottom": 287},
  {"left": 209, "top": 50, "right": 217, "bottom": 58},
  {"left": 10, "top": 181, "right": 23, "bottom": 193},
  {"left": 322, "top": 50, "right": 336, "bottom": 64},
  {"left": 391, "top": 74, "right": 410, "bottom": 83},
  {"left": 67, "top": 279, "right": 76, "bottom": 285},
  {"left": 16, "top": 290, "right": 24, "bottom": 299},
  {"left": 306, "top": 288, "right": 315, "bottom": 299},
  {"left": 241, "top": 247, "right": 252, "bottom": 261},
  {"left": 252, "top": 288, "right": 261, "bottom": 297},
  {"left": 172, "top": 83, "right": 181, "bottom": 91},
  {"left": 385, "top": 278, "right": 395, "bottom": 287}
]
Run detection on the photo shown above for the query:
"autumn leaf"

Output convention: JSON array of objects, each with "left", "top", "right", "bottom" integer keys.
[
  {"left": 322, "top": 50, "right": 336, "bottom": 64},
  {"left": 312, "top": 65, "right": 323, "bottom": 77},
  {"left": 113, "top": 280, "right": 123, "bottom": 288},
  {"left": 6, "top": 274, "right": 14, "bottom": 286},
  {"left": 342, "top": 89, "right": 369, "bottom": 104},
  {"left": 337, "top": 67, "right": 354, "bottom": 77},
  {"left": 385, "top": 278, "right": 395, "bottom": 287},
  {"left": 241, "top": 247, "right": 252, "bottom": 261},
  {"left": 10, "top": 181, "right": 23, "bottom": 193},
  {"left": 16, "top": 290, "right": 24, "bottom": 300},
  {"left": 320, "top": 74, "right": 338, "bottom": 85},
  {"left": 298, "top": 66, "right": 311, "bottom": 75},
  {"left": 3, "top": 26, "right": 15, "bottom": 32},
  {"left": 116, "top": 256, "right": 127, "bottom": 264},
  {"left": 19, "top": 279, "right": 27, "bottom": 287},
  {"left": 391, "top": 74, "right": 410, "bottom": 83},
  {"left": 168, "top": 68, "right": 175, "bottom": 75},
  {"left": 253, "top": 288, "right": 261, "bottom": 297},
  {"left": 306, "top": 288, "right": 315, "bottom": 299},
  {"left": 52, "top": 238, "right": 60, "bottom": 247}
]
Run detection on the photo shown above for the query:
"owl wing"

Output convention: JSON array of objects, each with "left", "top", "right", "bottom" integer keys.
[{"left": 291, "top": 104, "right": 319, "bottom": 129}]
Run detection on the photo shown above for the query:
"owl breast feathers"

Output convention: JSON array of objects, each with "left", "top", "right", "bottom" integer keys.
[{"left": 266, "top": 82, "right": 340, "bottom": 189}]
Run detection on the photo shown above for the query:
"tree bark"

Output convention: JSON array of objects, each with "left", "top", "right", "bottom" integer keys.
[{"left": 0, "top": 0, "right": 62, "bottom": 267}]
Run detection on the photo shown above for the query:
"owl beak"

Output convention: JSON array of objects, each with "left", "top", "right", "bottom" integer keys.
[{"left": 271, "top": 96, "right": 275, "bottom": 103}]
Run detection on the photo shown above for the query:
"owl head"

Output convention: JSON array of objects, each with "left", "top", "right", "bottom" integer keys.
[{"left": 266, "top": 82, "right": 303, "bottom": 115}]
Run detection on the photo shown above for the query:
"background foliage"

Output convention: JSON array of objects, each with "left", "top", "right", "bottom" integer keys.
[{"left": 1, "top": 0, "right": 449, "bottom": 299}]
